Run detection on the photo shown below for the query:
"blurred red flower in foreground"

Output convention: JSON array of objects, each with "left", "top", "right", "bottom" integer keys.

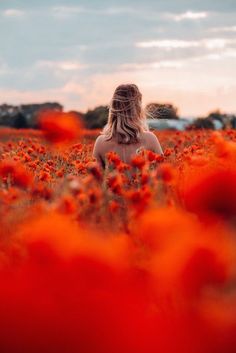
[
  {"left": 157, "top": 163, "right": 175, "bottom": 183},
  {"left": 0, "top": 159, "right": 33, "bottom": 188},
  {"left": 106, "top": 151, "right": 121, "bottom": 167},
  {"left": 182, "top": 167, "right": 236, "bottom": 221},
  {"left": 131, "top": 155, "right": 146, "bottom": 169},
  {"left": 39, "top": 111, "right": 82, "bottom": 143},
  {"left": 1, "top": 129, "right": 236, "bottom": 353}
]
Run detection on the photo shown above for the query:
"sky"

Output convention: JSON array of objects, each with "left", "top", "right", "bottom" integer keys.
[{"left": 0, "top": 0, "right": 236, "bottom": 117}]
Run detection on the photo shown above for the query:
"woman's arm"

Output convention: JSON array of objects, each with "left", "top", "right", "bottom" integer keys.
[
  {"left": 147, "top": 132, "right": 164, "bottom": 155},
  {"left": 92, "top": 136, "right": 106, "bottom": 169}
]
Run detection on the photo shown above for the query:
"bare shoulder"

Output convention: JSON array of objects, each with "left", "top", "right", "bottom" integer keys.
[
  {"left": 93, "top": 134, "right": 111, "bottom": 156},
  {"left": 141, "top": 131, "right": 159, "bottom": 142},
  {"left": 93, "top": 134, "right": 104, "bottom": 155},
  {"left": 95, "top": 134, "right": 106, "bottom": 144},
  {"left": 141, "top": 131, "right": 163, "bottom": 155}
]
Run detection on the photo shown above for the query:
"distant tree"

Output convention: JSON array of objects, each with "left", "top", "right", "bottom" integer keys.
[
  {"left": 206, "top": 110, "right": 233, "bottom": 129},
  {"left": 68, "top": 111, "right": 84, "bottom": 119},
  {"left": 83, "top": 105, "right": 109, "bottom": 129},
  {"left": 13, "top": 112, "right": 28, "bottom": 129},
  {"left": 22, "top": 103, "right": 63, "bottom": 128},
  {"left": 189, "top": 117, "right": 215, "bottom": 130},
  {"left": 207, "top": 109, "right": 225, "bottom": 126},
  {"left": 207, "top": 109, "right": 223, "bottom": 121},
  {"left": 145, "top": 103, "right": 179, "bottom": 120},
  {"left": 231, "top": 115, "right": 236, "bottom": 129}
]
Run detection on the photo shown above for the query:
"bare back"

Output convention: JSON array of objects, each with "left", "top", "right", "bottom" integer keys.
[{"left": 92, "top": 131, "right": 163, "bottom": 169}]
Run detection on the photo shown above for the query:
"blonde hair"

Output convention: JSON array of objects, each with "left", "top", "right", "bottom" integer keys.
[{"left": 102, "top": 83, "right": 149, "bottom": 144}]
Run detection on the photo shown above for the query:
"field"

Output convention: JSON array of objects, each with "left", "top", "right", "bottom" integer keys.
[{"left": 1, "top": 117, "right": 236, "bottom": 353}]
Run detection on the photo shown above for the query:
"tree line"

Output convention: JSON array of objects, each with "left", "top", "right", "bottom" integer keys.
[{"left": 0, "top": 102, "right": 235, "bottom": 130}]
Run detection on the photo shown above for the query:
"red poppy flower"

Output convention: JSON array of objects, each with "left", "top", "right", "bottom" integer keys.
[
  {"left": 131, "top": 155, "right": 146, "bottom": 169},
  {"left": 182, "top": 167, "right": 236, "bottom": 221},
  {"left": 0, "top": 159, "right": 33, "bottom": 188},
  {"left": 106, "top": 152, "right": 121, "bottom": 167},
  {"left": 39, "top": 111, "right": 82, "bottom": 143}
]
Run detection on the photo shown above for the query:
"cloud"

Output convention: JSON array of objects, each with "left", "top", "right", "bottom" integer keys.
[
  {"left": 51, "top": 5, "right": 141, "bottom": 18},
  {"left": 121, "top": 60, "right": 184, "bottom": 70},
  {"left": 98, "top": 7, "right": 139, "bottom": 15},
  {"left": 52, "top": 6, "right": 85, "bottom": 18},
  {"left": 36, "top": 60, "right": 88, "bottom": 72},
  {"left": 2, "top": 9, "right": 25, "bottom": 18},
  {"left": 120, "top": 47, "right": 236, "bottom": 73},
  {"left": 136, "top": 39, "right": 200, "bottom": 49},
  {"left": 194, "top": 49, "right": 236, "bottom": 61},
  {"left": 203, "top": 38, "right": 234, "bottom": 49},
  {"left": 209, "top": 26, "right": 236, "bottom": 33},
  {"left": 167, "top": 11, "right": 208, "bottom": 21},
  {"left": 136, "top": 38, "right": 236, "bottom": 50}
]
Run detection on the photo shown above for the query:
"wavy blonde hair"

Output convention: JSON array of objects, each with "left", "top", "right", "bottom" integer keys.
[{"left": 102, "top": 83, "right": 149, "bottom": 144}]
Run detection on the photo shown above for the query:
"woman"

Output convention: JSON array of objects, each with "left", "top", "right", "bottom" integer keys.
[{"left": 92, "top": 83, "right": 163, "bottom": 169}]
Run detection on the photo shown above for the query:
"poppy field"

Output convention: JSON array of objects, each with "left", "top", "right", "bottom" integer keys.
[{"left": 0, "top": 112, "right": 236, "bottom": 353}]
